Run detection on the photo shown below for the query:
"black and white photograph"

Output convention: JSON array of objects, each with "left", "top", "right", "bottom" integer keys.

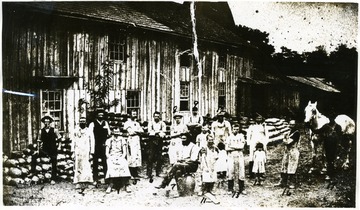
[{"left": 2, "top": 0, "right": 357, "bottom": 208}]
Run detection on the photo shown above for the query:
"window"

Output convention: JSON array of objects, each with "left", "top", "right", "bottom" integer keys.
[
  {"left": 180, "top": 81, "right": 190, "bottom": 111},
  {"left": 126, "top": 90, "right": 140, "bottom": 115},
  {"left": 218, "top": 82, "right": 226, "bottom": 109},
  {"left": 109, "top": 34, "right": 126, "bottom": 61},
  {"left": 218, "top": 54, "right": 226, "bottom": 69},
  {"left": 180, "top": 53, "right": 191, "bottom": 67},
  {"left": 41, "top": 90, "right": 63, "bottom": 130}
]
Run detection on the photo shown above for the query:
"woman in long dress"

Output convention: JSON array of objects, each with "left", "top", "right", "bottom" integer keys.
[
  {"left": 105, "top": 128, "right": 132, "bottom": 193},
  {"left": 71, "top": 117, "right": 95, "bottom": 193}
]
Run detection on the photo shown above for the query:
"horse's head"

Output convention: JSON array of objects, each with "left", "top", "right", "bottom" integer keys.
[{"left": 304, "top": 101, "right": 318, "bottom": 123}]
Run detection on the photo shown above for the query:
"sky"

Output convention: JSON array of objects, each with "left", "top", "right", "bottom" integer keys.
[{"left": 227, "top": 1, "right": 358, "bottom": 54}]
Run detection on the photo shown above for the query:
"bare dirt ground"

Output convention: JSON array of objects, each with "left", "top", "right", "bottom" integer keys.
[{"left": 3, "top": 131, "right": 356, "bottom": 207}]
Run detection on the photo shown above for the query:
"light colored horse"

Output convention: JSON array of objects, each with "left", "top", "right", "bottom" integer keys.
[{"left": 304, "top": 101, "right": 355, "bottom": 175}]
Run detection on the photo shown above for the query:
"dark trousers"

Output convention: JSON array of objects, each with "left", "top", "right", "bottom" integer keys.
[
  {"left": 324, "top": 136, "right": 337, "bottom": 179},
  {"left": 31, "top": 151, "right": 58, "bottom": 180},
  {"left": 161, "top": 161, "right": 199, "bottom": 186},
  {"left": 147, "top": 136, "right": 163, "bottom": 177},
  {"left": 93, "top": 148, "right": 107, "bottom": 181}
]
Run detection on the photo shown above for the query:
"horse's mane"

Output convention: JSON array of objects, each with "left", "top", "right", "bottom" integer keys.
[{"left": 314, "top": 111, "right": 330, "bottom": 130}]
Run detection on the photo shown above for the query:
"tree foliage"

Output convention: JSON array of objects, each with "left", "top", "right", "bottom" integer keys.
[
  {"left": 78, "top": 59, "right": 120, "bottom": 114},
  {"left": 235, "top": 25, "right": 275, "bottom": 56}
]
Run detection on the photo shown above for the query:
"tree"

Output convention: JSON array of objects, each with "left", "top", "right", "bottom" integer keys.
[
  {"left": 78, "top": 59, "right": 120, "bottom": 115},
  {"left": 303, "top": 45, "right": 329, "bottom": 65},
  {"left": 272, "top": 46, "right": 304, "bottom": 75},
  {"left": 235, "top": 25, "right": 275, "bottom": 56}
]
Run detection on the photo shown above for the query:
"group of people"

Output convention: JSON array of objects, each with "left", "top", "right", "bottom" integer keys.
[{"left": 32, "top": 106, "right": 301, "bottom": 197}]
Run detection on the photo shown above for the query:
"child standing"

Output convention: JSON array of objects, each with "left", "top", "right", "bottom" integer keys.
[
  {"left": 252, "top": 143, "right": 266, "bottom": 185},
  {"left": 196, "top": 125, "right": 210, "bottom": 149},
  {"left": 194, "top": 125, "right": 210, "bottom": 195},
  {"left": 215, "top": 142, "right": 228, "bottom": 181},
  {"left": 105, "top": 128, "right": 132, "bottom": 194},
  {"left": 200, "top": 134, "right": 219, "bottom": 197},
  {"left": 247, "top": 115, "right": 268, "bottom": 179},
  {"left": 225, "top": 124, "right": 247, "bottom": 196}
]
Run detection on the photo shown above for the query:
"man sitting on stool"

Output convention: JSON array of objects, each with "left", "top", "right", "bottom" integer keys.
[{"left": 155, "top": 134, "right": 201, "bottom": 189}]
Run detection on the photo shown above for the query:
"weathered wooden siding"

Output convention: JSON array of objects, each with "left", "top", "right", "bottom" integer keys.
[{"left": 3, "top": 7, "right": 257, "bottom": 154}]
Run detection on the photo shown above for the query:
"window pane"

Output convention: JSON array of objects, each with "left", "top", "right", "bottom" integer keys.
[
  {"left": 55, "top": 102, "right": 61, "bottom": 110},
  {"left": 218, "top": 96, "right": 226, "bottom": 109},
  {"left": 55, "top": 92, "right": 60, "bottom": 100},
  {"left": 49, "top": 92, "right": 54, "bottom": 100},
  {"left": 49, "top": 102, "right": 54, "bottom": 110},
  {"left": 180, "top": 100, "right": 189, "bottom": 111}
]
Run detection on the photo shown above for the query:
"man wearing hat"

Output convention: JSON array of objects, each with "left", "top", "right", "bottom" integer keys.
[
  {"left": 246, "top": 114, "right": 268, "bottom": 179},
  {"left": 169, "top": 112, "right": 189, "bottom": 164},
  {"left": 211, "top": 110, "right": 232, "bottom": 146},
  {"left": 274, "top": 120, "right": 300, "bottom": 189},
  {"left": 155, "top": 134, "right": 201, "bottom": 190},
  {"left": 187, "top": 103, "right": 204, "bottom": 143},
  {"left": 31, "top": 114, "right": 62, "bottom": 184},
  {"left": 88, "top": 108, "right": 111, "bottom": 185}
]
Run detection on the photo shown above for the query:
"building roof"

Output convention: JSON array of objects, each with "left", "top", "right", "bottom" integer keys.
[
  {"left": 9, "top": 1, "right": 249, "bottom": 48},
  {"left": 287, "top": 76, "right": 341, "bottom": 93}
]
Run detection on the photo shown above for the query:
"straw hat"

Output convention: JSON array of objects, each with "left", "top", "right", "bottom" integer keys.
[
  {"left": 112, "top": 128, "right": 121, "bottom": 135},
  {"left": 41, "top": 114, "right": 54, "bottom": 123},
  {"left": 173, "top": 112, "right": 183, "bottom": 119}
]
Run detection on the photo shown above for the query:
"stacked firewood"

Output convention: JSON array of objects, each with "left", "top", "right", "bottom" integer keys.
[{"left": 264, "top": 118, "right": 291, "bottom": 143}]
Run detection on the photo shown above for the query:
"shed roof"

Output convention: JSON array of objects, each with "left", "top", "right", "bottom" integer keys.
[
  {"left": 287, "top": 76, "right": 341, "bottom": 93},
  {"left": 10, "top": 1, "right": 249, "bottom": 48}
]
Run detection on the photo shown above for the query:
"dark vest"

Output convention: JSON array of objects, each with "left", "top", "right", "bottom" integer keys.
[
  {"left": 93, "top": 120, "right": 108, "bottom": 149},
  {"left": 40, "top": 127, "right": 57, "bottom": 154}
]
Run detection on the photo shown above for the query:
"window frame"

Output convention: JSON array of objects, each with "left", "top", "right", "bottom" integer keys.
[
  {"left": 218, "top": 54, "right": 226, "bottom": 69},
  {"left": 40, "top": 89, "right": 63, "bottom": 131},
  {"left": 126, "top": 90, "right": 141, "bottom": 115},
  {"left": 218, "top": 82, "right": 226, "bottom": 109},
  {"left": 108, "top": 34, "right": 127, "bottom": 62},
  {"left": 179, "top": 81, "right": 190, "bottom": 111}
]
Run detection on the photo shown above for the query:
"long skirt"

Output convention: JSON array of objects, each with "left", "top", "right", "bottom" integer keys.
[{"left": 106, "top": 155, "right": 131, "bottom": 179}]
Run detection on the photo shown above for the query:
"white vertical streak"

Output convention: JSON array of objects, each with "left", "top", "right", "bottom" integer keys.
[{"left": 190, "top": 1, "right": 202, "bottom": 105}]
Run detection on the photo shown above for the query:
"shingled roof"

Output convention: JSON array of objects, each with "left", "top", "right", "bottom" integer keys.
[{"left": 9, "top": 1, "right": 249, "bottom": 48}]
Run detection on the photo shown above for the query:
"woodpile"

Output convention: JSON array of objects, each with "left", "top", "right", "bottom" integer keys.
[{"left": 264, "top": 118, "right": 291, "bottom": 144}]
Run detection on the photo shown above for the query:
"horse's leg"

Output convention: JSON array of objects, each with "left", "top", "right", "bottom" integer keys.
[
  {"left": 341, "top": 134, "right": 353, "bottom": 170},
  {"left": 320, "top": 138, "right": 327, "bottom": 174},
  {"left": 308, "top": 136, "right": 316, "bottom": 174},
  {"left": 324, "top": 135, "right": 337, "bottom": 181}
]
